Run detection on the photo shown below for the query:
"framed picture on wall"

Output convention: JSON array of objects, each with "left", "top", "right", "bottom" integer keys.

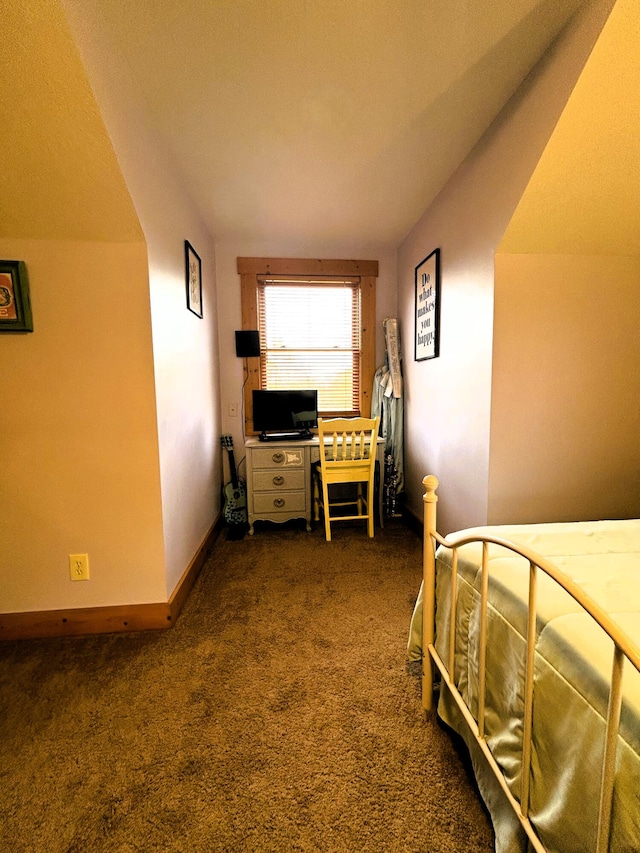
[
  {"left": 0, "top": 259, "right": 33, "bottom": 332},
  {"left": 185, "top": 240, "right": 203, "bottom": 318},
  {"left": 414, "top": 248, "right": 440, "bottom": 361}
]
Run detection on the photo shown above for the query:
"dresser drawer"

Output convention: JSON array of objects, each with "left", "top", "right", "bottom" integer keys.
[
  {"left": 253, "top": 491, "right": 307, "bottom": 514},
  {"left": 251, "top": 447, "right": 305, "bottom": 470},
  {"left": 252, "top": 469, "right": 306, "bottom": 492}
]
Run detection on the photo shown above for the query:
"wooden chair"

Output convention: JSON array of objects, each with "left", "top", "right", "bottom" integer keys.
[{"left": 314, "top": 416, "right": 380, "bottom": 541}]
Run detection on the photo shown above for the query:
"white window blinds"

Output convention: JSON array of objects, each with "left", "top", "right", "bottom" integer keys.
[{"left": 257, "top": 278, "right": 361, "bottom": 415}]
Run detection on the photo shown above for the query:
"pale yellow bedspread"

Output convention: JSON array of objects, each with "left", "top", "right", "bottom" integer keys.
[{"left": 408, "top": 519, "right": 640, "bottom": 853}]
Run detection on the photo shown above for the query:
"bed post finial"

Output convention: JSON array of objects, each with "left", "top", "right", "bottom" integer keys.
[
  {"left": 423, "top": 475, "right": 439, "bottom": 503},
  {"left": 423, "top": 475, "right": 439, "bottom": 536},
  {"left": 421, "top": 476, "right": 439, "bottom": 712}
]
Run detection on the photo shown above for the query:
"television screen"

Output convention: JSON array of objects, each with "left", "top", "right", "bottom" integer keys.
[{"left": 252, "top": 389, "right": 318, "bottom": 437}]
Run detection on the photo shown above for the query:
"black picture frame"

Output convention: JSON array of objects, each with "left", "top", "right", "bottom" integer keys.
[
  {"left": 0, "top": 259, "right": 33, "bottom": 332},
  {"left": 414, "top": 248, "right": 440, "bottom": 361},
  {"left": 185, "top": 240, "right": 203, "bottom": 318}
]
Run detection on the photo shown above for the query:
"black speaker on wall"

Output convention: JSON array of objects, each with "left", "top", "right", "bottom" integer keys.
[{"left": 235, "top": 330, "right": 260, "bottom": 358}]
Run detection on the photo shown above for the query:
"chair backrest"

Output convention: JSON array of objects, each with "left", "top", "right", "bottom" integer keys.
[{"left": 317, "top": 416, "right": 380, "bottom": 481}]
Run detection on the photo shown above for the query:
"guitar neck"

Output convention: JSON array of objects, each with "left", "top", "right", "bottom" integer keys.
[
  {"left": 226, "top": 447, "right": 239, "bottom": 488},
  {"left": 221, "top": 436, "right": 242, "bottom": 489}
]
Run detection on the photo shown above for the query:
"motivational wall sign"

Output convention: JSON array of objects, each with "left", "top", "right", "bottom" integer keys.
[{"left": 414, "top": 249, "right": 440, "bottom": 361}]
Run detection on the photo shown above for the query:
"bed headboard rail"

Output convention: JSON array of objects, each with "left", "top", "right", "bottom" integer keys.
[{"left": 421, "top": 475, "right": 640, "bottom": 853}]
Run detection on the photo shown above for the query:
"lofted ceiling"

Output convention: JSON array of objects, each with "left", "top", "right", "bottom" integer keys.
[
  {"left": 0, "top": 0, "right": 143, "bottom": 242},
  {"left": 9, "top": 0, "right": 635, "bottom": 252},
  {"left": 69, "top": 0, "right": 586, "bottom": 249},
  {"left": 500, "top": 0, "right": 640, "bottom": 255}
]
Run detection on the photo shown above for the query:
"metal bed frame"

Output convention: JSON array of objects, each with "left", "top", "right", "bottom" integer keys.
[{"left": 420, "top": 475, "right": 640, "bottom": 853}]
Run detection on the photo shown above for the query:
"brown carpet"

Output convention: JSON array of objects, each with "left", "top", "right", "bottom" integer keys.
[{"left": 0, "top": 520, "right": 494, "bottom": 853}]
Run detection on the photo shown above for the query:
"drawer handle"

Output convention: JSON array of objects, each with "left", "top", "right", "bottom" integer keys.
[
  {"left": 272, "top": 452, "right": 285, "bottom": 464},
  {"left": 273, "top": 498, "right": 285, "bottom": 509},
  {"left": 273, "top": 475, "right": 285, "bottom": 486}
]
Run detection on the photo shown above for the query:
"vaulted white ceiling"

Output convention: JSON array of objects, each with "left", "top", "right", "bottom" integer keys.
[
  {"left": 11, "top": 0, "right": 636, "bottom": 252},
  {"left": 79, "top": 0, "right": 585, "bottom": 249}
]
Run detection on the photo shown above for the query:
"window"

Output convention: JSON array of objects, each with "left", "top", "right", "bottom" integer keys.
[
  {"left": 258, "top": 278, "right": 361, "bottom": 414},
  {"left": 238, "top": 258, "right": 377, "bottom": 433}
]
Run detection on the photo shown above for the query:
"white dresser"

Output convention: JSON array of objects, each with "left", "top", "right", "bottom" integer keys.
[
  {"left": 245, "top": 439, "right": 313, "bottom": 534},
  {"left": 245, "top": 436, "right": 385, "bottom": 535}
]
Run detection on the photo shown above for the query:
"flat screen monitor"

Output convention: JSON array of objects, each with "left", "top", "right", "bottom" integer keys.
[{"left": 252, "top": 389, "right": 318, "bottom": 440}]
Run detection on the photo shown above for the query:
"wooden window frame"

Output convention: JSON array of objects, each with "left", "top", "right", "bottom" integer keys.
[{"left": 238, "top": 257, "right": 377, "bottom": 436}]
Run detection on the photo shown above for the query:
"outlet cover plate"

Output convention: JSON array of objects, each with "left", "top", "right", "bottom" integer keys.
[{"left": 69, "top": 554, "right": 90, "bottom": 581}]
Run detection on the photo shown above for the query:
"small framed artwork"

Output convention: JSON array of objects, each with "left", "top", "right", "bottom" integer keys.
[
  {"left": 414, "top": 248, "right": 440, "bottom": 361},
  {"left": 0, "top": 260, "right": 33, "bottom": 332},
  {"left": 185, "top": 240, "right": 203, "bottom": 318}
]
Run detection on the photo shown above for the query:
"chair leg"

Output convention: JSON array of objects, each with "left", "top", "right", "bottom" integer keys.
[
  {"left": 313, "top": 472, "right": 320, "bottom": 522},
  {"left": 321, "top": 480, "right": 332, "bottom": 541},
  {"left": 366, "top": 483, "right": 374, "bottom": 537}
]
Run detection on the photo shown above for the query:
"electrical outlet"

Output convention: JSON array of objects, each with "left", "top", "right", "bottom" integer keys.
[
  {"left": 229, "top": 402, "right": 239, "bottom": 417},
  {"left": 69, "top": 553, "right": 90, "bottom": 581}
]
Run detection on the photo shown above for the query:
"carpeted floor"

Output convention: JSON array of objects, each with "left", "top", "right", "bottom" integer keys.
[{"left": 0, "top": 520, "right": 494, "bottom": 852}]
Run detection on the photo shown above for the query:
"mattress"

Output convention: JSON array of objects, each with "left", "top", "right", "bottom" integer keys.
[{"left": 408, "top": 519, "right": 640, "bottom": 853}]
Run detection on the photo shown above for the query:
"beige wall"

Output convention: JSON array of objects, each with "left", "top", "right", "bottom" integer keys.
[
  {"left": 487, "top": 0, "right": 640, "bottom": 523},
  {"left": 489, "top": 253, "right": 640, "bottom": 523},
  {"left": 4, "top": 0, "right": 632, "bottom": 620},
  {"left": 0, "top": 239, "right": 166, "bottom": 611},
  {"left": 397, "top": 0, "right": 615, "bottom": 534},
  {"left": 62, "top": 0, "right": 223, "bottom": 599},
  {"left": 1, "top": 0, "right": 222, "bottom": 616}
]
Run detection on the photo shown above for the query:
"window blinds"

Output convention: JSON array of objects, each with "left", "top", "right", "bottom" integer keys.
[{"left": 257, "top": 278, "right": 361, "bottom": 415}]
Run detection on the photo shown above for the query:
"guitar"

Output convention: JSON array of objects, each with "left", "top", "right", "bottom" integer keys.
[{"left": 221, "top": 435, "right": 247, "bottom": 528}]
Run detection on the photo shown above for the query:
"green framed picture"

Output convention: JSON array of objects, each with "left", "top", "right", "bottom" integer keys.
[{"left": 0, "top": 260, "right": 33, "bottom": 332}]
